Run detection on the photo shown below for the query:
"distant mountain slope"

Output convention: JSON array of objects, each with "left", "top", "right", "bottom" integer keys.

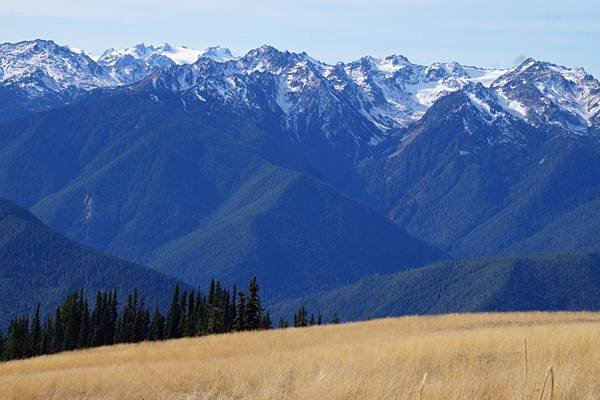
[
  {"left": 362, "top": 83, "right": 600, "bottom": 257},
  {"left": 151, "top": 165, "right": 443, "bottom": 301},
  {"left": 0, "top": 91, "right": 443, "bottom": 302},
  {"left": 0, "top": 197, "right": 181, "bottom": 329},
  {"left": 271, "top": 253, "right": 600, "bottom": 320}
]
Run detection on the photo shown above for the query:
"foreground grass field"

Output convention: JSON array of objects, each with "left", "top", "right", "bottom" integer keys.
[{"left": 1, "top": 312, "right": 600, "bottom": 399}]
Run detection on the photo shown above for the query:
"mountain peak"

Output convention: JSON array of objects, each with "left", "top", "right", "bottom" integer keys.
[
  {"left": 491, "top": 56, "right": 600, "bottom": 130},
  {"left": 155, "top": 42, "right": 174, "bottom": 52},
  {"left": 1, "top": 39, "right": 71, "bottom": 56},
  {"left": 256, "top": 44, "right": 283, "bottom": 54},
  {"left": 240, "top": 45, "right": 313, "bottom": 73},
  {"left": 133, "top": 42, "right": 149, "bottom": 51},
  {"left": 0, "top": 39, "right": 116, "bottom": 93},
  {"left": 517, "top": 57, "right": 538, "bottom": 68},
  {"left": 424, "top": 61, "right": 468, "bottom": 79},
  {"left": 201, "top": 46, "right": 236, "bottom": 62}
]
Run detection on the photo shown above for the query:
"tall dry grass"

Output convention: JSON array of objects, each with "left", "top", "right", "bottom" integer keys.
[{"left": 1, "top": 312, "right": 600, "bottom": 399}]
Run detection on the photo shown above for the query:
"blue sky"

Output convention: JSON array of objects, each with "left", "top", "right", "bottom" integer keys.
[{"left": 1, "top": 0, "right": 599, "bottom": 75}]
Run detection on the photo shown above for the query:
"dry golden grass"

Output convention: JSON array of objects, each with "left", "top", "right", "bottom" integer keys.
[{"left": 2, "top": 312, "right": 600, "bottom": 399}]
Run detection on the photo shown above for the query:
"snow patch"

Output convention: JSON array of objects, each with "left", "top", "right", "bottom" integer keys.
[{"left": 83, "top": 194, "right": 94, "bottom": 223}]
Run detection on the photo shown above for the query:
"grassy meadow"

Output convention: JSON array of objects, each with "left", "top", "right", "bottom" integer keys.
[{"left": 1, "top": 312, "right": 600, "bottom": 399}]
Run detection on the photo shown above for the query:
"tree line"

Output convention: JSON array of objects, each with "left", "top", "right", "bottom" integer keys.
[{"left": 0, "top": 277, "right": 338, "bottom": 362}]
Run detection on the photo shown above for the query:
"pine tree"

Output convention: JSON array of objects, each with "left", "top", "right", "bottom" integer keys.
[
  {"left": 183, "top": 290, "right": 196, "bottom": 337},
  {"left": 331, "top": 313, "right": 341, "bottom": 324},
  {"left": 278, "top": 318, "right": 288, "bottom": 329},
  {"left": 41, "top": 318, "right": 53, "bottom": 354},
  {"left": 245, "top": 277, "right": 262, "bottom": 330},
  {"left": 166, "top": 283, "right": 182, "bottom": 339},
  {"left": 207, "top": 281, "right": 227, "bottom": 334},
  {"left": 60, "top": 292, "right": 83, "bottom": 351},
  {"left": 0, "top": 330, "right": 5, "bottom": 361},
  {"left": 294, "top": 305, "right": 308, "bottom": 327},
  {"left": 77, "top": 299, "right": 90, "bottom": 348},
  {"left": 195, "top": 292, "right": 207, "bottom": 335},
  {"left": 30, "top": 304, "right": 42, "bottom": 356},
  {"left": 3, "top": 316, "right": 30, "bottom": 360},
  {"left": 228, "top": 286, "right": 237, "bottom": 332},
  {"left": 149, "top": 308, "right": 165, "bottom": 341},
  {"left": 178, "top": 291, "right": 188, "bottom": 337},
  {"left": 107, "top": 290, "right": 118, "bottom": 345},
  {"left": 223, "top": 289, "right": 232, "bottom": 332},
  {"left": 118, "top": 289, "right": 138, "bottom": 343},
  {"left": 53, "top": 308, "right": 64, "bottom": 353},
  {"left": 260, "top": 311, "right": 272, "bottom": 330},
  {"left": 132, "top": 297, "right": 149, "bottom": 342},
  {"left": 90, "top": 291, "right": 104, "bottom": 347},
  {"left": 233, "top": 292, "right": 247, "bottom": 331}
]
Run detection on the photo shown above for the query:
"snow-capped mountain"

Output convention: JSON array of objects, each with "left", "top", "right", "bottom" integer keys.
[
  {"left": 139, "top": 45, "right": 511, "bottom": 151},
  {"left": 0, "top": 39, "right": 117, "bottom": 96},
  {"left": 1, "top": 39, "right": 598, "bottom": 145},
  {"left": 326, "top": 55, "right": 507, "bottom": 130},
  {"left": 97, "top": 43, "right": 236, "bottom": 84},
  {"left": 144, "top": 45, "right": 509, "bottom": 129},
  {"left": 491, "top": 58, "right": 600, "bottom": 134}
]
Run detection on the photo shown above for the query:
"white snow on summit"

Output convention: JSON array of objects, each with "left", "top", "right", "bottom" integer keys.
[
  {"left": 97, "top": 43, "right": 237, "bottom": 84},
  {"left": 1, "top": 39, "right": 598, "bottom": 141},
  {"left": 334, "top": 55, "right": 508, "bottom": 129},
  {"left": 0, "top": 39, "right": 118, "bottom": 94},
  {"left": 491, "top": 58, "right": 600, "bottom": 130}
]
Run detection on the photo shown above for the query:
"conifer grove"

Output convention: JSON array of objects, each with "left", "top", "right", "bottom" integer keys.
[{"left": 0, "top": 277, "right": 334, "bottom": 362}]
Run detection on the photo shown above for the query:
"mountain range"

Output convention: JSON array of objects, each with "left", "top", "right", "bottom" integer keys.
[
  {"left": 1, "top": 39, "right": 600, "bottom": 315},
  {"left": 272, "top": 252, "right": 600, "bottom": 321}
]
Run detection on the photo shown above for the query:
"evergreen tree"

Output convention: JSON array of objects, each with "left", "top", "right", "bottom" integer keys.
[
  {"left": 278, "top": 318, "right": 288, "bottom": 329},
  {"left": 78, "top": 299, "right": 90, "bottom": 348},
  {"left": 61, "top": 292, "right": 83, "bottom": 351},
  {"left": 233, "top": 292, "right": 247, "bottom": 331},
  {"left": 30, "top": 304, "right": 42, "bottom": 356},
  {"left": 0, "top": 330, "right": 5, "bottom": 360},
  {"left": 245, "top": 277, "right": 262, "bottom": 330},
  {"left": 107, "top": 290, "right": 118, "bottom": 345},
  {"left": 118, "top": 289, "right": 138, "bottom": 343},
  {"left": 183, "top": 290, "right": 196, "bottom": 337},
  {"left": 166, "top": 283, "right": 182, "bottom": 339},
  {"left": 196, "top": 292, "right": 208, "bottom": 335},
  {"left": 3, "top": 316, "right": 30, "bottom": 360},
  {"left": 52, "top": 308, "right": 64, "bottom": 353},
  {"left": 177, "top": 291, "right": 188, "bottom": 337},
  {"left": 331, "top": 313, "right": 341, "bottom": 324},
  {"left": 41, "top": 318, "right": 54, "bottom": 354},
  {"left": 223, "top": 289, "right": 232, "bottom": 332},
  {"left": 149, "top": 308, "right": 165, "bottom": 341},
  {"left": 294, "top": 306, "right": 308, "bottom": 327},
  {"left": 228, "top": 286, "right": 237, "bottom": 332},
  {"left": 133, "top": 297, "right": 149, "bottom": 342},
  {"left": 260, "top": 311, "right": 272, "bottom": 330},
  {"left": 90, "top": 291, "right": 104, "bottom": 347},
  {"left": 207, "top": 281, "right": 226, "bottom": 334}
]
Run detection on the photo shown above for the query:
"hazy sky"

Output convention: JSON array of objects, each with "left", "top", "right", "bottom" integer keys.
[{"left": 1, "top": 0, "right": 599, "bottom": 75}]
